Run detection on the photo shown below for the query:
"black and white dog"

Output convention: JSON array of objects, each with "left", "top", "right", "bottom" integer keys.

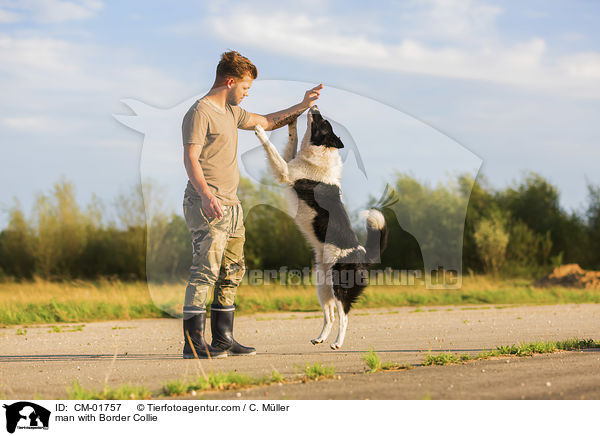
[{"left": 254, "top": 106, "right": 388, "bottom": 349}]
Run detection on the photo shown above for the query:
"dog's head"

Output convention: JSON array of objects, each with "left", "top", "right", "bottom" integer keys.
[{"left": 304, "top": 105, "right": 344, "bottom": 149}]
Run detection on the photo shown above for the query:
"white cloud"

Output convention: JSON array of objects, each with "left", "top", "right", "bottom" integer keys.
[
  {"left": 0, "top": 32, "right": 187, "bottom": 96},
  {"left": 560, "top": 52, "right": 600, "bottom": 80},
  {"left": 0, "top": 0, "right": 103, "bottom": 23},
  {"left": 0, "top": 32, "right": 189, "bottom": 136},
  {"left": 0, "top": 34, "right": 82, "bottom": 74},
  {"left": 1, "top": 114, "right": 102, "bottom": 135},
  {"left": 522, "top": 9, "right": 547, "bottom": 19},
  {"left": 560, "top": 32, "right": 585, "bottom": 42},
  {"left": 206, "top": 5, "right": 600, "bottom": 98},
  {"left": 403, "top": 0, "right": 503, "bottom": 43},
  {"left": 0, "top": 7, "right": 21, "bottom": 22},
  {"left": 2, "top": 116, "right": 55, "bottom": 131}
]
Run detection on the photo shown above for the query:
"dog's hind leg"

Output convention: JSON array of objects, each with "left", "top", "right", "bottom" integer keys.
[
  {"left": 330, "top": 297, "right": 348, "bottom": 350},
  {"left": 311, "top": 263, "right": 335, "bottom": 345},
  {"left": 283, "top": 118, "right": 298, "bottom": 162},
  {"left": 311, "top": 288, "right": 335, "bottom": 345}
]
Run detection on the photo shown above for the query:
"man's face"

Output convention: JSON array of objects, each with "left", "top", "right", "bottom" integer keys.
[{"left": 226, "top": 75, "right": 253, "bottom": 106}]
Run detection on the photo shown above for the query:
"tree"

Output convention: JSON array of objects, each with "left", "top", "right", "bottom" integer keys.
[
  {"left": 31, "top": 180, "right": 88, "bottom": 278},
  {"left": 473, "top": 213, "right": 509, "bottom": 276},
  {"left": 586, "top": 183, "right": 600, "bottom": 269},
  {"left": 498, "top": 172, "right": 567, "bottom": 258},
  {"left": 0, "top": 202, "right": 35, "bottom": 278},
  {"left": 461, "top": 174, "right": 498, "bottom": 273},
  {"left": 504, "top": 220, "right": 553, "bottom": 276}
]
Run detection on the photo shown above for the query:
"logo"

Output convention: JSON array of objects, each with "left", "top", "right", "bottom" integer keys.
[
  {"left": 3, "top": 402, "right": 50, "bottom": 433},
  {"left": 114, "top": 79, "right": 481, "bottom": 316}
]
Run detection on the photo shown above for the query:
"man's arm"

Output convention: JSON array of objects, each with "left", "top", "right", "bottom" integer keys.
[
  {"left": 240, "top": 84, "right": 323, "bottom": 131},
  {"left": 183, "top": 143, "right": 224, "bottom": 220}
]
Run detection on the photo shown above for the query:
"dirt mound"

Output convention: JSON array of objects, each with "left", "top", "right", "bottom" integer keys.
[{"left": 535, "top": 264, "right": 600, "bottom": 289}]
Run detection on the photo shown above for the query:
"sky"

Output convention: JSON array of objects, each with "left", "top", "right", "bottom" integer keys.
[{"left": 1, "top": 0, "right": 599, "bottom": 228}]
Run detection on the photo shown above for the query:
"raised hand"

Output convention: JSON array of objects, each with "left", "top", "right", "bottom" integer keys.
[{"left": 303, "top": 84, "right": 323, "bottom": 108}]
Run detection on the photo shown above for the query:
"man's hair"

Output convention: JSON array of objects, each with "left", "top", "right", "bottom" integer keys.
[{"left": 216, "top": 50, "right": 257, "bottom": 80}]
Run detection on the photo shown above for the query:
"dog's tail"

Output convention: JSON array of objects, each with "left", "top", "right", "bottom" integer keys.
[
  {"left": 361, "top": 184, "right": 396, "bottom": 263},
  {"left": 362, "top": 209, "right": 388, "bottom": 263}
]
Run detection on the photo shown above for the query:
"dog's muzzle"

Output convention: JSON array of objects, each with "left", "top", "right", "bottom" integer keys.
[{"left": 308, "top": 105, "right": 323, "bottom": 124}]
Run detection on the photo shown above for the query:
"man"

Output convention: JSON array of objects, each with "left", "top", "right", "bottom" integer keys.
[{"left": 182, "top": 50, "right": 322, "bottom": 358}]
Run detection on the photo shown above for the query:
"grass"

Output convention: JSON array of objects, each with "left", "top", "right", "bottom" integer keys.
[
  {"left": 362, "top": 349, "right": 413, "bottom": 372},
  {"left": 47, "top": 324, "right": 85, "bottom": 333},
  {"left": 423, "top": 352, "right": 463, "bottom": 366},
  {"left": 67, "top": 381, "right": 151, "bottom": 400},
  {"left": 424, "top": 338, "right": 600, "bottom": 365},
  {"left": 362, "top": 338, "right": 600, "bottom": 371},
  {"left": 56, "top": 338, "right": 600, "bottom": 399},
  {"left": 161, "top": 371, "right": 283, "bottom": 396},
  {"left": 67, "top": 365, "right": 332, "bottom": 400},
  {"left": 2, "top": 275, "right": 600, "bottom": 325},
  {"left": 0, "top": 278, "right": 165, "bottom": 325},
  {"left": 362, "top": 349, "right": 381, "bottom": 372},
  {"left": 302, "top": 363, "right": 335, "bottom": 380}
]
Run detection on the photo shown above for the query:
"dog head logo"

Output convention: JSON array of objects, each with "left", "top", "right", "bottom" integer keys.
[
  {"left": 114, "top": 80, "right": 481, "bottom": 315},
  {"left": 3, "top": 402, "right": 50, "bottom": 433}
]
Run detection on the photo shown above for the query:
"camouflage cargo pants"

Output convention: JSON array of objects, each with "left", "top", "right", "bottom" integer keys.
[{"left": 183, "top": 193, "right": 246, "bottom": 317}]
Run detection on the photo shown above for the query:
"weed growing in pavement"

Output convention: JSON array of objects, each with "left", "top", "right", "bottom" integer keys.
[
  {"left": 67, "top": 381, "right": 151, "bottom": 400},
  {"left": 68, "top": 367, "right": 318, "bottom": 400},
  {"left": 424, "top": 338, "right": 600, "bottom": 365},
  {"left": 423, "top": 352, "right": 461, "bottom": 366},
  {"left": 302, "top": 363, "right": 335, "bottom": 380},
  {"left": 69, "top": 371, "right": 287, "bottom": 400},
  {"left": 269, "top": 370, "right": 285, "bottom": 383},
  {"left": 555, "top": 338, "right": 600, "bottom": 350},
  {"left": 62, "top": 338, "right": 600, "bottom": 399},
  {"left": 47, "top": 324, "right": 85, "bottom": 333},
  {"left": 362, "top": 349, "right": 413, "bottom": 372},
  {"left": 363, "top": 349, "right": 381, "bottom": 372}
]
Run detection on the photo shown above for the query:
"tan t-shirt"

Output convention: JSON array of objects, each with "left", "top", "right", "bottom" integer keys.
[{"left": 182, "top": 97, "right": 250, "bottom": 205}]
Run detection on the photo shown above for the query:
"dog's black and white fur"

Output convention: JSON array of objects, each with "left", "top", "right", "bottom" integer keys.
[{"left": 254, "top": 106, "right": 388, "bottom": 349}]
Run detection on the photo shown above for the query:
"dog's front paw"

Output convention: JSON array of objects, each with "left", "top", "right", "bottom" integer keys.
[
  {"left": 311, "top": 338, "right": 324, "bottom": 345},
  {"left": 330, "top": 343, "right": 341, "bottom": 350},
  {"left": 254, "top": 125, "right": 268, "bottom": 143}
]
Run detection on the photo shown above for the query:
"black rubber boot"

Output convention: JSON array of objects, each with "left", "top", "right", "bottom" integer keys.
[
  {"left": 183, "top": 312, "right": 227, "bottom": 359},
  {"left": 210, "top": 305, "right": 256, "bottom": 356}
]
